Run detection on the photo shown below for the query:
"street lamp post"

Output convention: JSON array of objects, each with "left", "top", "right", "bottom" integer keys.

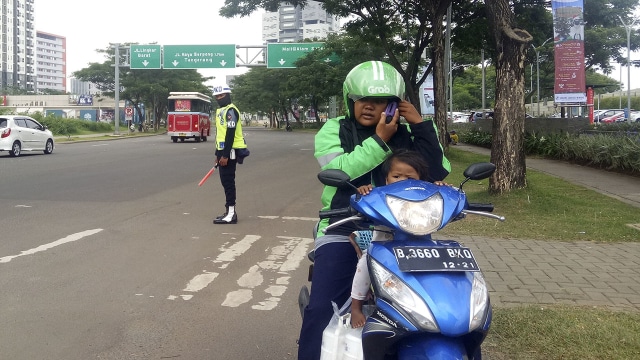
[
  {"left": 481, "top": 49, "right": 486, "bottom": 110},
  {"left": 531, "top": 37, "right": 553, "bottom": 117},
  {"left": 530, "top": 63, "right": 534, "bottom": 114},
  {"left": 617, "top": 15, "right": 638, "bottom": 116}
]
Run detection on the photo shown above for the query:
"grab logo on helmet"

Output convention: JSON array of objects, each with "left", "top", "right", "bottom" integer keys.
[{"left": 368, "top": 85, "right": 391, "bottom": 95}]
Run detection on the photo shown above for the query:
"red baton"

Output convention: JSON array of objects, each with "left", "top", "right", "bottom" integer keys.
[{"left": 198, "top": 165, "right": 217, "bottom": 186}]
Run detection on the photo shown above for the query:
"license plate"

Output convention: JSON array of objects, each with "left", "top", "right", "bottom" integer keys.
[
  {"left": 393, "top": 246, "right": 479, "bottom": 272},
  {"left": 178, "top": 133, "right": 186, "bottom": 136}
]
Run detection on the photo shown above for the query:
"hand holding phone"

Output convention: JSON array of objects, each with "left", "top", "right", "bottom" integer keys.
[{"left": 385, "top": 101, "right": 398, "bottom": 123}]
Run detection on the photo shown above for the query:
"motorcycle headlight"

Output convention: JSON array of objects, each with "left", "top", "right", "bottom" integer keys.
[
  {"left": 386, "top": 193, "right": 444, "bottom": 235},
  {"left": 370, "top": 259, "right": 439, "bottom": 332},
  {"left": 469, "top": 272, "right": 489, "bottom": 331}
]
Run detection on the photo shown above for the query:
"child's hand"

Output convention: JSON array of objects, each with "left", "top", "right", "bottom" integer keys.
[
  {"left": 434, "top": 181, "right": 450, "bottom": 186},
  {"left": 357, "top": 184, "right": 373, "bottom": 195}
]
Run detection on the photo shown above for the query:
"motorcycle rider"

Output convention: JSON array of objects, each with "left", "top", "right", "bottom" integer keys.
[{"left": 297, "top": 61, "right": 450, "bottom": 359}]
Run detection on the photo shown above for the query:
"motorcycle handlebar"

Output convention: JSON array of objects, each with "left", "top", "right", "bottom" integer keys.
[
  {"left": 318, "top": 207, "right": 356, "bottom": 219},
  {"left": 468, "top": 203, "right": 494, "bottom": 212}
]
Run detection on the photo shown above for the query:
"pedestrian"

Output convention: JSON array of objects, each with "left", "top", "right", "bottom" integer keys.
[
  {"left": 212, "top": 83, "right": 248, "bottom": 224},
  {"left": 348, "top": 149, "right": 447, "bottom": 328},
  {"left": 297, "top": 60, "right": 450, "bottom": 359},
  {"left": 450, "top": 130, "right": 459, "bottom": 145}
]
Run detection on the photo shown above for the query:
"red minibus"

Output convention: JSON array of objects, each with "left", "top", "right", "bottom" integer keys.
[{"left": 167, "top": 92, "right": 211, "bottom": 142}]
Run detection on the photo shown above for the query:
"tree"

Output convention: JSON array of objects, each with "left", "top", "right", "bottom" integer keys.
[
  {"left": 454, "top": 0, "right": 640, "bottom": 102},
  {"left": 72, "top": 45, "right": 210, "bottom": 130},
  {"left": 485, "top": 0, "right": 533, "bottom": 193},
  {"left": 232, "top": 68, "right": 291, "bottom": 128},
  {"left": 290, "top": 33, "right": 389, "bottom": 122},
  {"left": 219, "top": 0, "right": 455, "bottom": 146},
  {"left": 451, "top": 65, "right": 497, "bottom": 110}
]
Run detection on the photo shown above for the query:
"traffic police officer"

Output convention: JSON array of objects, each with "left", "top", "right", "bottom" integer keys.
[{"left": 212, "top": 83, "right": 247, "bottom": 224}]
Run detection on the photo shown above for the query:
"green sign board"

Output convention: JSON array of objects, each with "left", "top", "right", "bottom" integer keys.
[
  {"left": 130, "top": 45, "right": 162, "bottom": 69},
  {"left": 267, "top": 43, "right": 324, "bottom": 68},
  {"left": 163, "top": 44, "right": 236, "bottom": 69}
]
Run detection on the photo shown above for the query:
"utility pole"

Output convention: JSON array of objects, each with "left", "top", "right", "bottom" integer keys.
[
  {"left": 530, "top": 63, "right": 533, "bottom": 115},
  {"left": 618, "top": 15, "right": 638, "bottom": 116},
  {"left": 112, "top": 43, "right": 121, "bottom": 135},
  {"left": 446, "top": 5, "right": 453, "bottom": 119},
  {"left": 531, "top": 38, "right": 552, "bottom": 117},
  {"left": 482, "top": 49, "right": 486, "bottom": 111}
]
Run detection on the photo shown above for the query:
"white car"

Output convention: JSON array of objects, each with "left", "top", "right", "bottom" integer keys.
[
  {"left": 626, "top": 111, "right": 640, "bottom": 122},
  {"left": 0, "top": 115, "right": 55, "bottom": 157}
]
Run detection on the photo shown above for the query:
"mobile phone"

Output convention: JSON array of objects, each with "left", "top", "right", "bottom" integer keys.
[{"left": 385, "top": 101, "right": 398, "bottom": 123}]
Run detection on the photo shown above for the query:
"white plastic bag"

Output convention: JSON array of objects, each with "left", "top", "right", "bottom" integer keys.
[{"left": 320, "top": 300, "right": 365, "bottom": 360}]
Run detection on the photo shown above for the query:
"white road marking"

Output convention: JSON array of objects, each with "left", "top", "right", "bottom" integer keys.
[
  {"left": 257, "top": 215, "right": 317, "bottom": 222},
  {"left": 167, "top": 232, "right": 313, "bottom": 309},
  {"left": 0, "top": 229, "right": 103, "bottom": 264},
  {"left": 168, "top": 235, "right": 260, "bottom": 300},
  {"left": 282, "top": 216, "right": 318, "bottom": 221},
  {"left": 222, "top": 235, "right": 313, "bottom": 310},
  {"left": 183, "top": 272, "right": 219, "bottom": 292},
  {"left": 222, "top": 289, "right": 252, "bottom": 307},
  {"left": 214, "top": 235, "right": 261, "bottom": 263},
  {"left": 15, "top": 205, "right": 32, "bottom": 208}
]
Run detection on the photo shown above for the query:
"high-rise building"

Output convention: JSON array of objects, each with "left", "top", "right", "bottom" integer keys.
[
  {"left": 0, "top": 0, "right": 36, "bottom": 92},
  {"left": 35, "top": 31, "right": 66, "bottom": 93},
  {"left": 262, "top": 1, "right": 340, "bottom": 43}
]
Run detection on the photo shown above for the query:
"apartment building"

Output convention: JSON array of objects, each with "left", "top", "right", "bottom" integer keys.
[
  {"left": 35, "top": 31, "right": 66, "bottom": 93},
  {"left": 0, "top": 0, "right": 36, "bottom": 92},
  {"left": 262, "top": 1, "right": 340, "bottom": 43}
]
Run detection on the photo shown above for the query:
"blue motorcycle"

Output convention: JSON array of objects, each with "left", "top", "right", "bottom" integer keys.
[{"left": 302, "top": 162, "right": 504, "bottom": 360}]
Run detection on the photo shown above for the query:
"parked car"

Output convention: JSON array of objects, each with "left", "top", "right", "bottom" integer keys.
[
  {"left": 600, "top": 112, "right": 626, "bottom": 123},
  {"left": 452, "top": 112, "right": 471, "bottom": 123},
  {"left": 594, "top": 109, "right": 625, "bottom": 123},
  {"left": 469, "top": 110, "right": 494, "bottom": 122},
  {"left": 626, "top": 111, "right": 640, "bottom": 122},
  {"left": 0, "top": 115, "right": 55, "bottom": 157}
]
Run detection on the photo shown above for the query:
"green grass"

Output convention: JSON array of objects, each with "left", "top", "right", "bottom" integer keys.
[
  {"left": 441, "top": 148, "right": 640, "bottom": 359},
  {"left": 54, "top": 129, "right": 164, "bottom": 143},
  {"left": 440, "top": 148, "right": 640, "bottom": 242},
  {"left": 484, "top": 305, "right": 640, "bottom": 360}
]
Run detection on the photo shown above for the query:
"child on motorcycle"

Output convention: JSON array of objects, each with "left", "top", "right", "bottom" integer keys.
[
  {"left": 349, "top": 149, "right": 446, "bottom": 328},
  {"left": 298, "top": 61, "right": 450, "bottom": 360}
]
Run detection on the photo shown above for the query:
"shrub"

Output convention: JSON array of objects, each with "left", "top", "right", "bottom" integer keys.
[
  {"left": 458, "top": 125, "right": 640, "bottom": 175},
  {"left": 37, "top": 115, "right": 112, "bottom": 136}
]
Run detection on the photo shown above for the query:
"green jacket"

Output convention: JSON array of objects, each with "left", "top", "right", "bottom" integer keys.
[{"left": 314, "top": 116, "right": 450, "bottom": 236}]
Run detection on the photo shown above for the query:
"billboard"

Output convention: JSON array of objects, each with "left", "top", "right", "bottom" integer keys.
[
  {"left": 80, "top": 110, "right": 98, "bottom": 121},
  {"left": 552, "top": 0, "right": 587, "bottom": 104},
  {"left": 418, "top": 68, "right": 435, "bottom": 116},
  {"left": 77, "top": 94, "right": 93, "bottom": 105}
]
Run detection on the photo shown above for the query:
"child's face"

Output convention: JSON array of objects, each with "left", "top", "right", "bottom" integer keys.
[
  {"left": 354, "top": 97, "right": 388, "bottom": 127},
  {"left": 386, "top": 159, "right": 420, "bottom": 184}
]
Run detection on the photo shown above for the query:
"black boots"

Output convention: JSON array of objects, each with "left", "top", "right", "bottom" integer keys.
[
  {"left": 214, "top": 206, "right": 237, "bottom": 224},
  {"left": 215, "top": 206, "right": 228, "bottom": 221}
]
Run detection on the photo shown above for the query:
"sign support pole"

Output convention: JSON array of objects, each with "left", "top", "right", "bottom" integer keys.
[{"left": 113, "top": 43, "right": 120, "bottom": 135}]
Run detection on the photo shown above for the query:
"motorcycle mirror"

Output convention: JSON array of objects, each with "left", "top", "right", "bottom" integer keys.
[
  {"left": 318, "top": 169, "right": 352, "bottom": 187},
  {"left": 317, "top": 169, "right": 360, "bottom": 193},
  {"left": 463, "top": 162, "right": 496, "bottom": 180},
  {"left": 460, "top": 162, "right": 496, "bottom": 189}
]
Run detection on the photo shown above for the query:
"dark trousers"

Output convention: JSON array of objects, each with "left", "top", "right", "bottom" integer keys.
[
  {"left": 218, "top": 158, "right": 237, "bottom": 207},
  {"left": 298, "top": 241, "right": 358, "bottom": 360}
]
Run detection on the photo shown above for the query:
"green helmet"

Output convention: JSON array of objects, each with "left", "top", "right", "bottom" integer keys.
[{"left": 343, "top": 61, "right": 405, "bottom": 117}]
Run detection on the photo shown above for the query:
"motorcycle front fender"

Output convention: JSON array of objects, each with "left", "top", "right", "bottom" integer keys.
[{"left": 397, "top": 335, "right": 468, "bottom": 360}]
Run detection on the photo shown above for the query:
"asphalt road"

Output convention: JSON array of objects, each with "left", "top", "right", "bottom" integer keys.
[{"left": 0, "top": 128, "right": 319, "bottom": 359}]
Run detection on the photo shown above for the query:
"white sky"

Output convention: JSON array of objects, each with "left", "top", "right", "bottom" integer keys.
[
  {"left": 34, "top": 1, "right": 639, "bottom": 91},
  {"left": 609, "top": 62, "right": 640, "bottom": 91},
  {"left": 35, "top": 0, "right": 266, "bottom": 87}
]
